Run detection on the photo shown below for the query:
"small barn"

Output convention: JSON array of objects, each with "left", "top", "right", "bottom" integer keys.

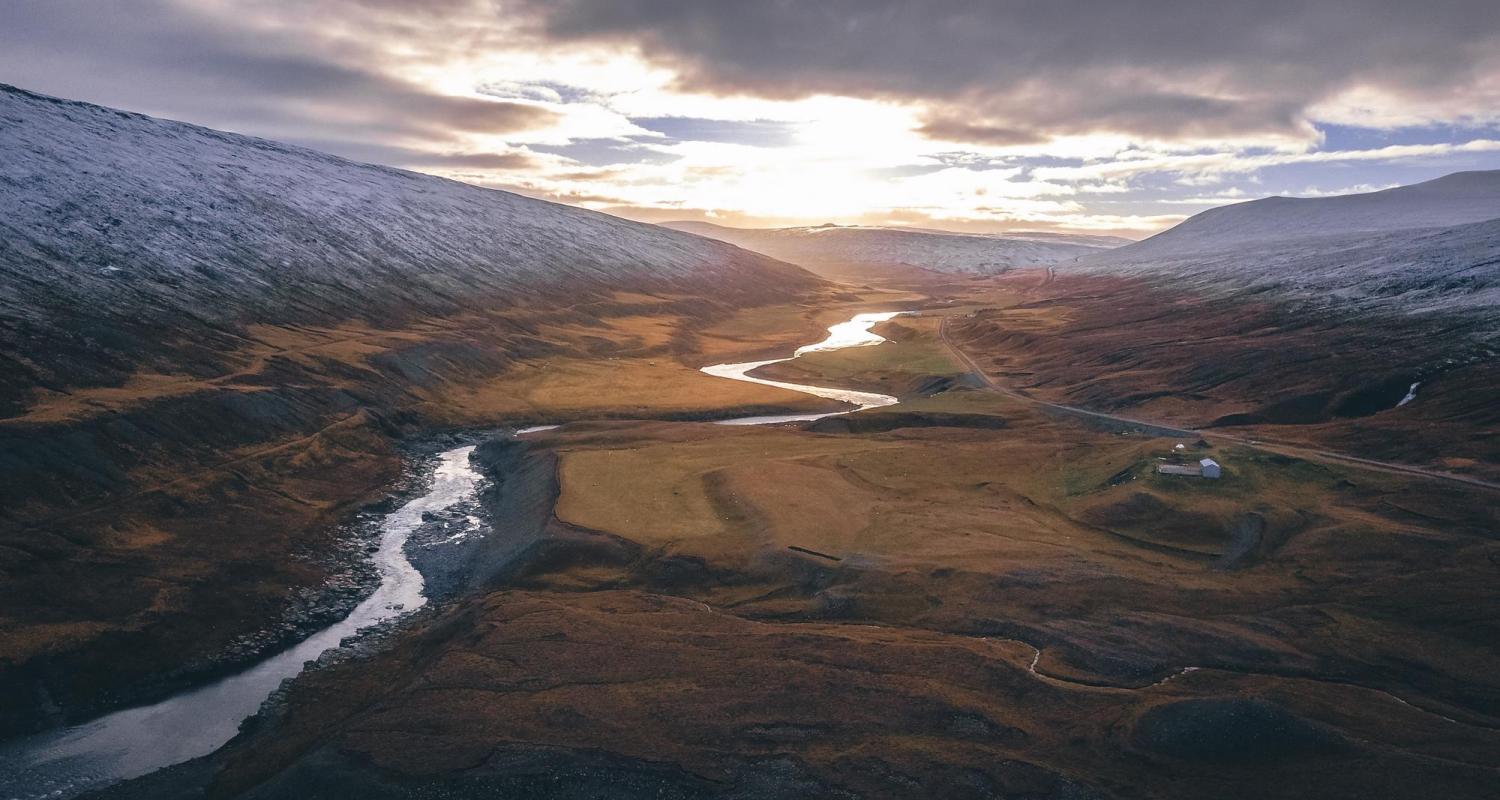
[{"left": 1155, "top": 457, "right": 1223, "bottom": 479}]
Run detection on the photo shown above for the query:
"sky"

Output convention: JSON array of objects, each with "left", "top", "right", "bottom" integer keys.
[{"left": 4, "top": 1, "right": 1500, "bottom": 237}]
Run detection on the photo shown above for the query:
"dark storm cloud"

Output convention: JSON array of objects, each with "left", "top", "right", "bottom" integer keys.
[
  {"left": 917, "top": 119, "right": 1046, "bottom": 147},
  {"left": 513, "top": 0, "right": 1500, "bottom": 140},
  {"left": 0, "top": 0, "right": 553, "bottom": 155}
]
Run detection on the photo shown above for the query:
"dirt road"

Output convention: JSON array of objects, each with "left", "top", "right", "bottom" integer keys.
[{"left": 936, "top": 317, "right": 1500, "bottom": 493}]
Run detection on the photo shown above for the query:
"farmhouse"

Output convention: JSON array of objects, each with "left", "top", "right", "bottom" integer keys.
[{"left": 1155, "top": 457, "right": 1223, "bottom": 479}]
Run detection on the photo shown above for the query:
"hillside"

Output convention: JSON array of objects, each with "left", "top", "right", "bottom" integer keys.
[
  {"left": 1103, "top": 171, "right": 1500, "bottom": 259},
  {"left": 1087, "top": 218, "right": 1500, "bottom": 316},
  {"left": 665, "top": 220, "right": 1127, "bottom": 275},
  {"left": 0, "top": 84, "right": 814, "bottom": 419},
  {"left": 1073, "top": 173, "right": 1500, "bottom": 322},
  {"left": 0, "top": 85, "right": 827, "bottom": 738}
]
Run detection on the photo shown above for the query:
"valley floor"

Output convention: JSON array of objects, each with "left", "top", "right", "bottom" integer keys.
[{"left": 6, "top": 270, "right": 1500, "bottom": 799}]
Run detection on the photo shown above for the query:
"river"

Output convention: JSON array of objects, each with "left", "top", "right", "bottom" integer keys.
[
  {"left": 702, "top": 310, "right": 906, "bottom": 424},
  {"left": 0, "top": 310, "right": 907, "bottom": 799}
]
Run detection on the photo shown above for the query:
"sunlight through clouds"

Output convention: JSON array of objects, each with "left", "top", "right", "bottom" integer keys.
[{"left": 3, "top": 0, "right": 1499, "bottom": 236}]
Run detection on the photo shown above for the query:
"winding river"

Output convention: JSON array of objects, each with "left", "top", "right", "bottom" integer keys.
[
  {"left": 0, "top": 310, "right": 907, "bottom": 799},
  {"left": 703, "top": 310, "right": 906, "bottom": 424}
]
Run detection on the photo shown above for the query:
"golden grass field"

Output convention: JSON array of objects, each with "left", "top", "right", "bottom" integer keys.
[{"left": 750, "top": 312, "right": 967, "bottom": 396}]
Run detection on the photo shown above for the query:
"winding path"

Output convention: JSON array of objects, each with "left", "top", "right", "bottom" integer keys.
[{"left": 936, "top": 317, "right": 1500, "bottom": 493}]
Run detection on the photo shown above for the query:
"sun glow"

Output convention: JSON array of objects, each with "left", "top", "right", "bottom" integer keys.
[{"left": 16, "top": 0, "right": 1491, "bottom": 238}]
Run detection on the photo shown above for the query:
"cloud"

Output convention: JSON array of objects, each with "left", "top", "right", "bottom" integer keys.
[
  {"left": 419, "top": 151, "right": 537, "bottom": 169},
  {"left": 398, "top": 94, "right": 555, "bottom": 135},
  {"left": 531, "top": 138, "right": 680, "bottom": 166},
  {"left": 513, "top": 0, "right": 1500, "bottom": 143},
  {"left": 918, "top": 119, "right": 1046, "bottom": 147},
  {"left": 479, "top": 80, "right": 608, "bottom": 106},
  {"left": 3, "top": 0, "right": 1498, "bottom": 236},
  {"left": 300, "top": 141, "right": 538, "bottom": 171},
  {"left": 0, "top": 0, "right": 554, "bottom": 151},
  {"left": 631, "top": 117, "right": 799, "bottom": 147}
]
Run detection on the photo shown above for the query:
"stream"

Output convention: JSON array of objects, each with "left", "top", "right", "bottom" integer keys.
[
  {"left": 702, "top": 310, "right": 906, "bottom": 424},
  {"left": 0, "top": 310, "right": 908, "bottom": 799}
]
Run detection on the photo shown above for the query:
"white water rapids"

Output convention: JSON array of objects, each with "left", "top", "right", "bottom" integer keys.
[{"left": 0, "top": 313, "right": 907, "bottom": 799}]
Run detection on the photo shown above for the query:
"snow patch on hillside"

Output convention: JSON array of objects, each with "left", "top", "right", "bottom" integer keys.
[
  {"left": 1073, "top": 216, "right": 1500, "bottom": 319},
  {"left": 1067, "top": 172, "right": 1500, "bottom": 323},
  {"left": 0, "top": 83, "right": 791, "bottom": 327},
  {"left": 0, "top": 83, "right": 814, "bottom": 412}
]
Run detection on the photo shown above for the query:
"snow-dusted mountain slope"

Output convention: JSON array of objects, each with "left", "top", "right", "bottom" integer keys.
[
  {"left": 1100, "top": 171, "right": 1500, "bottom": 260},
  {"left": 0, "top": 85, "right": 812, "bottom": 409},
  {"left": 1069, "top": 172, "right": 1500, "bottom": 321},
  {"left": 664, "top": 221, "right": 1127, "bottom": 274},
  {"left": 1088, "top": 218, "right": 1500, "bottom": 317}
]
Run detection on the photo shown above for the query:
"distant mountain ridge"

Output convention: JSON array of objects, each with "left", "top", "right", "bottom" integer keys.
[
  {"left": 664, "top": 220, "right": 1128, "bottom": 275},
  {"left": 1102, "top": 171, "right": 1500, "bottom": 260}
]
